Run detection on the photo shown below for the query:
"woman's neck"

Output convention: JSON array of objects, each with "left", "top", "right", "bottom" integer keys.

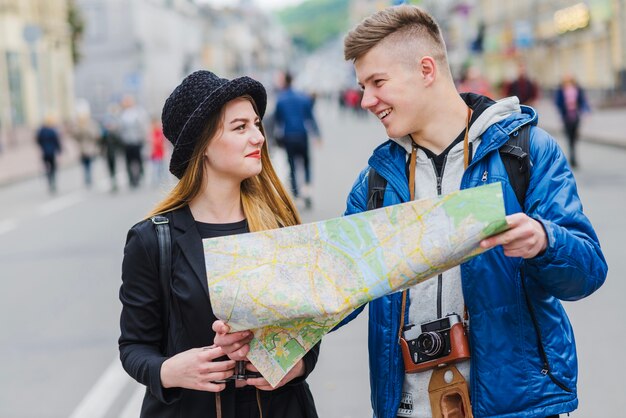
[{"left": 189, "top": 182, "right": 245, "bottom": 224}]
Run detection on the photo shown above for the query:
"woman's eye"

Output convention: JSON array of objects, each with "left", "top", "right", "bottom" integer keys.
[
  {"left": 374, "top": 79, "right": 385, "bottom": 87},
  {"left": 235, "top": 124, "right": 246, "bottom": 131}
]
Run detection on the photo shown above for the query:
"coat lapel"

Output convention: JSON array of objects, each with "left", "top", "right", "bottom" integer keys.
[{"left": 171, "top": 206, "right": 210, "bottom": 300}]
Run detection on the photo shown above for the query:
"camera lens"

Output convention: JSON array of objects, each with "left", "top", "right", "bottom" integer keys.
[{"left": 416, "top": 332, "right": 443, "bottom": 357}]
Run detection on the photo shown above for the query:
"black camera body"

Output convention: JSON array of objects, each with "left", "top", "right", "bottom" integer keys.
[{"left": 400, "top": 313, "right": 470, "bottom": 373}]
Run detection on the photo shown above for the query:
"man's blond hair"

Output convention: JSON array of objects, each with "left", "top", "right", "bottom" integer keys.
[{"left": 344, "top": 5, "right": 450, "bottom": 77}]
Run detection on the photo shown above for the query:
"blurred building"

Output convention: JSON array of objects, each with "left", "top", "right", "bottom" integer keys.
[
  {"left": 0, "top": 0, "right": 74, "bottom": 140},
  {"left": 74, "top": 0, "right": 204, "bottom": 118},
  {"left": 74, "top": 0, "right": 291, "bottom": 119},
  {"left": 471, "top": 0, "right": 625, "bottom": 101}
]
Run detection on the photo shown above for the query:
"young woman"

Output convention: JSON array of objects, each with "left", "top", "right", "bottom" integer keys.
[{"left": 119, "top": 71, "right": 319, "bottom": 418}]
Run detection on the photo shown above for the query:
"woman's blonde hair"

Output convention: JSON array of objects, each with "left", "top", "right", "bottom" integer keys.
[{"left": 148, "top": 95, "right": 301, "bottom": 231}]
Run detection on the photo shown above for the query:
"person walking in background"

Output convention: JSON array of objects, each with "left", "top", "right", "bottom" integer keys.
[
  {"left": 273, "top": 72, "right": 321, "bottom": 209},
  {"left": 71, "top": 101, "right": 101, "bottom": 188},
  {"left": 503, "top": 62, "right": 539, "bottom": 105},
  {"left": 118, "top": 70, "right": 319, "bottom": 418},
  {"left": 457, "top": 64, "right": 493, "bottom": 98},
  {"left": 149, "top": 116, "right": 167, "bottom": 186},
  {"left": 337, "top": 5, "right": 606, "bottom": 418},
  {"left": 36, "top": 115, "right": 62, "bottom": 194},
  {"left": 555, "top": 73, "right": 590, "bottom": 168},
  {"left": 118, "top": 94, "right": 149, "bottom": 188},
  {"left": 100, "top": 104, "right": 122, "bottom": 192}
]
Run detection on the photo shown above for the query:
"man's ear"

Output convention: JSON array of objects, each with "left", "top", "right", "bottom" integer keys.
[{"left": 419, "top": 56, "right": 437, "bottom": 86}]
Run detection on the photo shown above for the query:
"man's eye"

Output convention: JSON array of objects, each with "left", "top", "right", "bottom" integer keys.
[{"left": 374, "top": 79, "right": 385, "bottom": 87}]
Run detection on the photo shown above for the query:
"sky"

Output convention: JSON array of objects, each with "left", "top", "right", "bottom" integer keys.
[{"left": 200, "top": 0, "right": 304, "bottom": 11}]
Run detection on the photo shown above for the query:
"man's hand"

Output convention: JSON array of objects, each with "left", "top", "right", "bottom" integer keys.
[
  {"left": 212, "top": 320, "right": 253, "bottom": 361},
  {"left": 480, "top": 213, "right": 547, "bottom": 259}
]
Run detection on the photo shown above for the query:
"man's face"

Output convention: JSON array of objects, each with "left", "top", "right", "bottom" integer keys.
[{"left": 355, "top": 43, "right": 425, "bottom": 139}]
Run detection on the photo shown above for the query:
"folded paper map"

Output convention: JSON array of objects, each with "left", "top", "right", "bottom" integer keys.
[{"left": 204, "top": 182, "right": 508, "bottom": 386}]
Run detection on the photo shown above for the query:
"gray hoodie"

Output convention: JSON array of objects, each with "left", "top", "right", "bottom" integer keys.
[{"left": 394, "top": 96, "right": 521, "bottom": 417}]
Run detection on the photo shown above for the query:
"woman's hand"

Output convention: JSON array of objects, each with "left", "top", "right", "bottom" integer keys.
[
  {"left": 244, "top": 359, "right": 305, "bottom": 391},
  {"left": 212, "top": 320, "right": 253, "bottom": 361},
  {"left": 160, "top": 345, "right": 235, "bottom": 392}
]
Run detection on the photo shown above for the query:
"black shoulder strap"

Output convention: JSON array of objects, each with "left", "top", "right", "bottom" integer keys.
[
  {"left": 151, "top": 215, "right": 171, "bottom": 352},
  {"left": 367, "top": 168, "right": 388, "bottom": 210},
  {"left": 499, "top": 124, "right": 531, "bottom": 209}
]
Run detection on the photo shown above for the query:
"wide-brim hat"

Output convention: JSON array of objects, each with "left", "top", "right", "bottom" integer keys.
[{"left": 161, "top": 70, "right": 267, "bottom": 179}]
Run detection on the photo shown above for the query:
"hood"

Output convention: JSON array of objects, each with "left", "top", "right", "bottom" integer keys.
[{"left": 389, "top": 94, "right": 526, "bottom": 155}]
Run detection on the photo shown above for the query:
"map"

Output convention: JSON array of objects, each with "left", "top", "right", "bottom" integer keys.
[{"left": 204, "top": 182, "right": 508, "bottom": 386}]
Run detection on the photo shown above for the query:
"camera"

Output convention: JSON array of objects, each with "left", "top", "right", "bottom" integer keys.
[{"left": 400, "top": 313, "right": 470, "bottom": 373}]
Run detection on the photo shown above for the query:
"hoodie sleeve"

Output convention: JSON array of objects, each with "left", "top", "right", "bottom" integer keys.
[{"left": 523, "top": 127, "right": 607, "bottom": 300}]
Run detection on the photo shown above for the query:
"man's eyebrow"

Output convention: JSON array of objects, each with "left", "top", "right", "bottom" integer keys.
[{"left": 361, "top": 72, "right": 388, "bottom": 85}]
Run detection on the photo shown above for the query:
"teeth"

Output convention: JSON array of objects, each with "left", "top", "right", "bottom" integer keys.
[{"left": 377, "top": 109, "right": 391, "bottom": 119}]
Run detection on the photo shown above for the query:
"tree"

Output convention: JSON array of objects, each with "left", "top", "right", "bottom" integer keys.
[{"left": 67, "top": 0, "right": 85, "bottom": 65}]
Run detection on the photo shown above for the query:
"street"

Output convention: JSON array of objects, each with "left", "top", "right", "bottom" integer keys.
[{"left": 0, "top": 100, "right": 624, "bottom": 417}]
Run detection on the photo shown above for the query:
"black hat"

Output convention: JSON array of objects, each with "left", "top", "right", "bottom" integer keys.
[{"left": 162, "top": 70, "right": 267, "bottom": 179}]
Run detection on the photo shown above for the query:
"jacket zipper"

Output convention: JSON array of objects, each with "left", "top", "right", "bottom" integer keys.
[
  {"left": 432, "top": 158, "right": 445, "bottom": 319},
  {"left": 520, "top": 268, "right": 573, "bottom": 393}
]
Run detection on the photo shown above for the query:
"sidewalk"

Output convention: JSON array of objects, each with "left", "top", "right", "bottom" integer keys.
[{"left": 0, "top": 129, "right": 80, "bottom": 187}]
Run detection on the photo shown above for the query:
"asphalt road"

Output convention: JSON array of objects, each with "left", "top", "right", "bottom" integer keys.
[{"left": 0, "top": 100, "right": 624, "bottom": 417}]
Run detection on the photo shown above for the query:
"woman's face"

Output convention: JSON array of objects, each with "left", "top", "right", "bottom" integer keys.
[{"left": 204, "top": 97, "right": 265, "bottom": 183}]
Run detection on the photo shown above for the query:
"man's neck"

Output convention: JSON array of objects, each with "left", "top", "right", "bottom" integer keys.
[{"left": 410, "top": 93, "right": 468, "bottom": 155}]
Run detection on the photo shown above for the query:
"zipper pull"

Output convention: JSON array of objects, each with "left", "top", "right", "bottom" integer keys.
[{"left": 481, "top": 170, "right": 488, "bottom": 182}]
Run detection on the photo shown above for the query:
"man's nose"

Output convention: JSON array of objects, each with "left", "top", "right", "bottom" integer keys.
[{"left": 361, "top": 90, "right": 377, "bottom": 110}]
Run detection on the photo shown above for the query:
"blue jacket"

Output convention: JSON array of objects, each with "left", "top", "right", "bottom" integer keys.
[
  {"left": 274, "top": 88, "right": 320, "bottom": 140},
  {"left": 341, "top": 106, "right": 607, "bottom": 417}
]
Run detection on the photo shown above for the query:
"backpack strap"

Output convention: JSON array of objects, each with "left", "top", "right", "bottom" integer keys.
[
  {"left": 151, "top": 215, "right": 171, "bottom": 352},
  {"left": 499, "top": 124, "right": 531, "bottom": 209},
  {"left": 366, "top": 168, "right": 388, "bottom": 211}
]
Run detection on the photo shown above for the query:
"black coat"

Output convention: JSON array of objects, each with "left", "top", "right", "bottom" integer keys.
[{"left": 119, "top": 205, "right": 319, "bottom": 418}]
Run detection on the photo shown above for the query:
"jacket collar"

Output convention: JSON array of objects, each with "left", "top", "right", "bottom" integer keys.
[{"left": 171, "top": 205, "right": 210, "bottom": 299}]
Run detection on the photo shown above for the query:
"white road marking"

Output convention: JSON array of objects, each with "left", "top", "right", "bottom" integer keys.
[
  {"left": 68, "top": 357, "right": 133, "bottom": 418},
  {"left": 0, "top": 218, "right": 18, "bottom": 236},
  {"left": 119, "top": 383, "right": 145, "bottom": 418},
  {"left": 38, "top": 192, "right": 84, "bottom": 216}
]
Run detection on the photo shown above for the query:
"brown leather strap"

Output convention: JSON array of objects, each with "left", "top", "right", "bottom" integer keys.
[
  {"left": 216, "top": 392, "right": 222, "bottom": 418},
  {"left": 463, "top": 106, "right": 472, "bottom": 170}
]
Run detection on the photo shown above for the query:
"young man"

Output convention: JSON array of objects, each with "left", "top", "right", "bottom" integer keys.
[{"left": 339, "top": 5, "right": 607, "bottom": 418}]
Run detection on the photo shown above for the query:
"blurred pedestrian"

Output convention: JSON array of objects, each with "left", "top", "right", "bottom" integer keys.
[
  {"left": 149, "top": 116, "right": 167, "bottom": 186},
  {"left": 36, "top": 114, "right": 62, "bottom": 194},
  {"left": 70, "top": 101, "right": 101, "bottom": 188},
  {"left": 457, "top": 65, "right": 493, "bottom": 98},
  {"left": 100, "top": 104, "right": 122, "bottom": 192},
  {"left": 273, "top": 72, "right": 321, "bottom": 208},
  {"left": 503, "top": 62, "right": 539, "bottom": 105},
  {"left": 555, "top": 73, "right": 590, "bottom": 168},
  {"left": 118, "top": 94, "right": 149, "bottom": 188},
  {"left": 119, "top": 70, "right": 319, "bottom": 418}
]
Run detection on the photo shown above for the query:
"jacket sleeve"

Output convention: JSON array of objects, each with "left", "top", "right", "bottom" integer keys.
[
  {"left": 118, "top": 223, "right": 181, "bottom": 404},
  {"left": 523, "top": 127, "right": 607, "bottom": 300}
]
